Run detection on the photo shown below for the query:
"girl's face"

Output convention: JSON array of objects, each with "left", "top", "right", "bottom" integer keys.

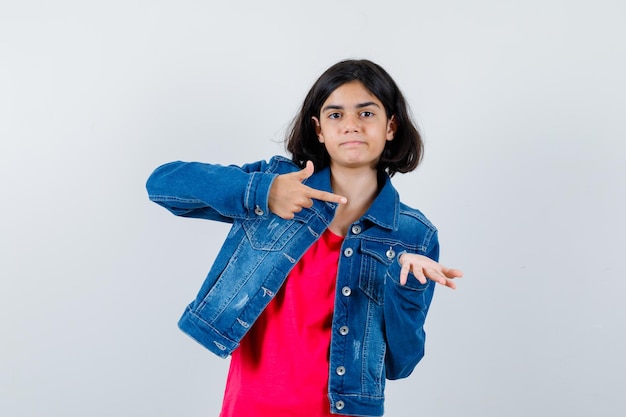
[{"left": 312, "top": 81, "right": 396, "bottom": 172}]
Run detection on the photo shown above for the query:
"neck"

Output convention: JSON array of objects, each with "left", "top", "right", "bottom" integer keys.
[
  {"left": 327, "top": 164, "right": 381, "bottom": 236},
  {"left": 330, "top": 165, "right": 379, "bottom": 205}
]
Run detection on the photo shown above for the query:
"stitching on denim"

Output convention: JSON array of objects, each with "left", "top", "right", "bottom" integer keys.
[
  {"left": 244, "top": 173, "right": 254, "bottom": 212},
  {"left": 149, "top": 195, "right": 203, "bottom": 203},
  {"left": 398, "top": 207, "right": 437, "bottom": 232}
]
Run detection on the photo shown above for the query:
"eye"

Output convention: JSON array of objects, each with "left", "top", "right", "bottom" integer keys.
[
  {"left": 328, "top": 112, "right": 341, "bottom": 119},
  {"left": 360, "top": 111, "right": 374, "bottom": 118}
]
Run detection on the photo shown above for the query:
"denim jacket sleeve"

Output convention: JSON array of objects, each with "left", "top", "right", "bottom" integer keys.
[
  {"left": 145, "top": 159, "right": 279, "bottom": 222},
  {"left": 383, "top": 233, "right": 439, "bottom": 380}
]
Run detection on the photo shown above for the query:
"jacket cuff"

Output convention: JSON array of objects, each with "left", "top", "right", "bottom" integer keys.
[{"left": 245, "top": 171, "right": 278, "bottom": 218}]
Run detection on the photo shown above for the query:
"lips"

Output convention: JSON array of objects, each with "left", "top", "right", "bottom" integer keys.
[{"left": 340, "top": 140, "right": 365, "bottom": 146}]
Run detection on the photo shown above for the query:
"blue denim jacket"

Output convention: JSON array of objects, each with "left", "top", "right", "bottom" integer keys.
[{"left": 146, "top": 155, "right": 438, "bottom": 417}]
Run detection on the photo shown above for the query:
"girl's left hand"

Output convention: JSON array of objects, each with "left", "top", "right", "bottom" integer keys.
[{"left": 398, "top": 253, "right": 463, "bottom": 289}]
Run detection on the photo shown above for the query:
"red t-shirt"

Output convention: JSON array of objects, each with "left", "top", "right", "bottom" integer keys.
[{"left": 220, "top": 229, "right": 344, "bottom": 417}]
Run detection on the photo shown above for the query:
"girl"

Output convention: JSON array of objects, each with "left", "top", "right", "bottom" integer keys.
[{"left": 146, "top": 59, "right": 462, "bottom": 417}]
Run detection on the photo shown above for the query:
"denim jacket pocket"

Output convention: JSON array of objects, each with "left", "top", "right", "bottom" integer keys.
[{"left": 359, "top": 240, "right": 405, "bottom": 305}]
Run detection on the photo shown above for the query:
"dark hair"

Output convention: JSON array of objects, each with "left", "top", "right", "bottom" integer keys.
[{"left": 286, "top": 59, "right": 423, "bottom": 177}]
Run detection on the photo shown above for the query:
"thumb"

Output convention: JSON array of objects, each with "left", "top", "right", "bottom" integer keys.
[{"left": 295, "top": 160, "right": 315, "bottom": 181}]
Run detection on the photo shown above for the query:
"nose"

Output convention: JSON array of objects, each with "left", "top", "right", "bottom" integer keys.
[{"left": 342, "top": 112, "right": 360, "bottom": 133}]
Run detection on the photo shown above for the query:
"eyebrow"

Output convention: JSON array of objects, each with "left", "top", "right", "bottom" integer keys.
[{"left": 321, "top": 101, "right": 381, "bottom": 112}]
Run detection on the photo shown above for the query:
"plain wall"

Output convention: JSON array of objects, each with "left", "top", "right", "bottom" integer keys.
[{"left": 1, "top": 1, "right": 624, "bottom": 416}]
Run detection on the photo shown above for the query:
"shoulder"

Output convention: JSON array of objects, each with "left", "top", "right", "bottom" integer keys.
[
  {"left": 394, "top": 202, "right": 439, "bottom": 255},
  {"left": 397, "top": 202, "right": 437, "bottom": 233},
  {"left": 263, "top": 155, "right": 300, "bottom": 174},
  {"left": 383, "top": 177, "right": 437, "bottom": 233}
]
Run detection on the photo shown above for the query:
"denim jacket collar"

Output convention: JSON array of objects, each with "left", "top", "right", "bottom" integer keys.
[{"left": 303, "top": 166, "right": 400, "bottom": 231}]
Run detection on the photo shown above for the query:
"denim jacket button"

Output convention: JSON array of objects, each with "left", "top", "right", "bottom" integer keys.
[
  {"left": 386, "top": 248, "right": 396, "bottom": 259},
  {"left": 351, "top": 224, "right": 362, "bottom": 235},
  {"left": 335, "top": 400, "right": 345, "bottom": 410},
  {"left": 339, "top": 326, "right": 349, "bottom": 335},
  {"left": 343, "top": 248, "right": 353, "bottom": 257},
  {"left": 341, "top": 286, "right": 351, "bottom": 296},
  {"left": 254, "top": 206, "right": 264, "bottom": 216},
  {"left": 336, "top": 366, "right": 346, "bottom": 376}
]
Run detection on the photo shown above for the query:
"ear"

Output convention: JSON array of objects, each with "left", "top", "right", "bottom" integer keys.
[
  {"left": 386, "top": 115, "right": 397, "bottom": 141},
  {"left": 312, "top": 116, "right": 324, "bottom": 143}
]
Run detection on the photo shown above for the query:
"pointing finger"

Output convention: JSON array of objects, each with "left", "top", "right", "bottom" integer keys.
[{"left": 307, "top": 187, "right": 348, "bottom": 204}]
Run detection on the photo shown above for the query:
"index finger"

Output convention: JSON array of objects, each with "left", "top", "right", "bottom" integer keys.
[{"left": 305, "top": 186, "right": 347, "bottom": 204}]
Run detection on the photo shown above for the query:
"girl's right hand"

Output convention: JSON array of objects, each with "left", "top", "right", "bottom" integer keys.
[{"left": 268, "top": 161, "right": 347, "bottom": 219}]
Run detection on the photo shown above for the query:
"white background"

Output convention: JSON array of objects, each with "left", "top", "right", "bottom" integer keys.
[{"left": 1, "top": 1, "right": 625, "bottom": 416}]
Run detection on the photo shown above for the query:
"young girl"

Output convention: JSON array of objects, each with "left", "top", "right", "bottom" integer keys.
[{"left": 146, "top": 59, "right": 462, "bottom": 417}]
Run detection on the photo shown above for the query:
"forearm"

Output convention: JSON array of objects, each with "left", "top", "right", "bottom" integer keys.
[
  {"left": 146, "top": 160, "right": 277, "bottom": 221},
  {"left": 383, "top": 241, "right": 439, "bottom": 379},
  {"left": 383, "top": 257, "right": 435, "bottom": 379}
]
